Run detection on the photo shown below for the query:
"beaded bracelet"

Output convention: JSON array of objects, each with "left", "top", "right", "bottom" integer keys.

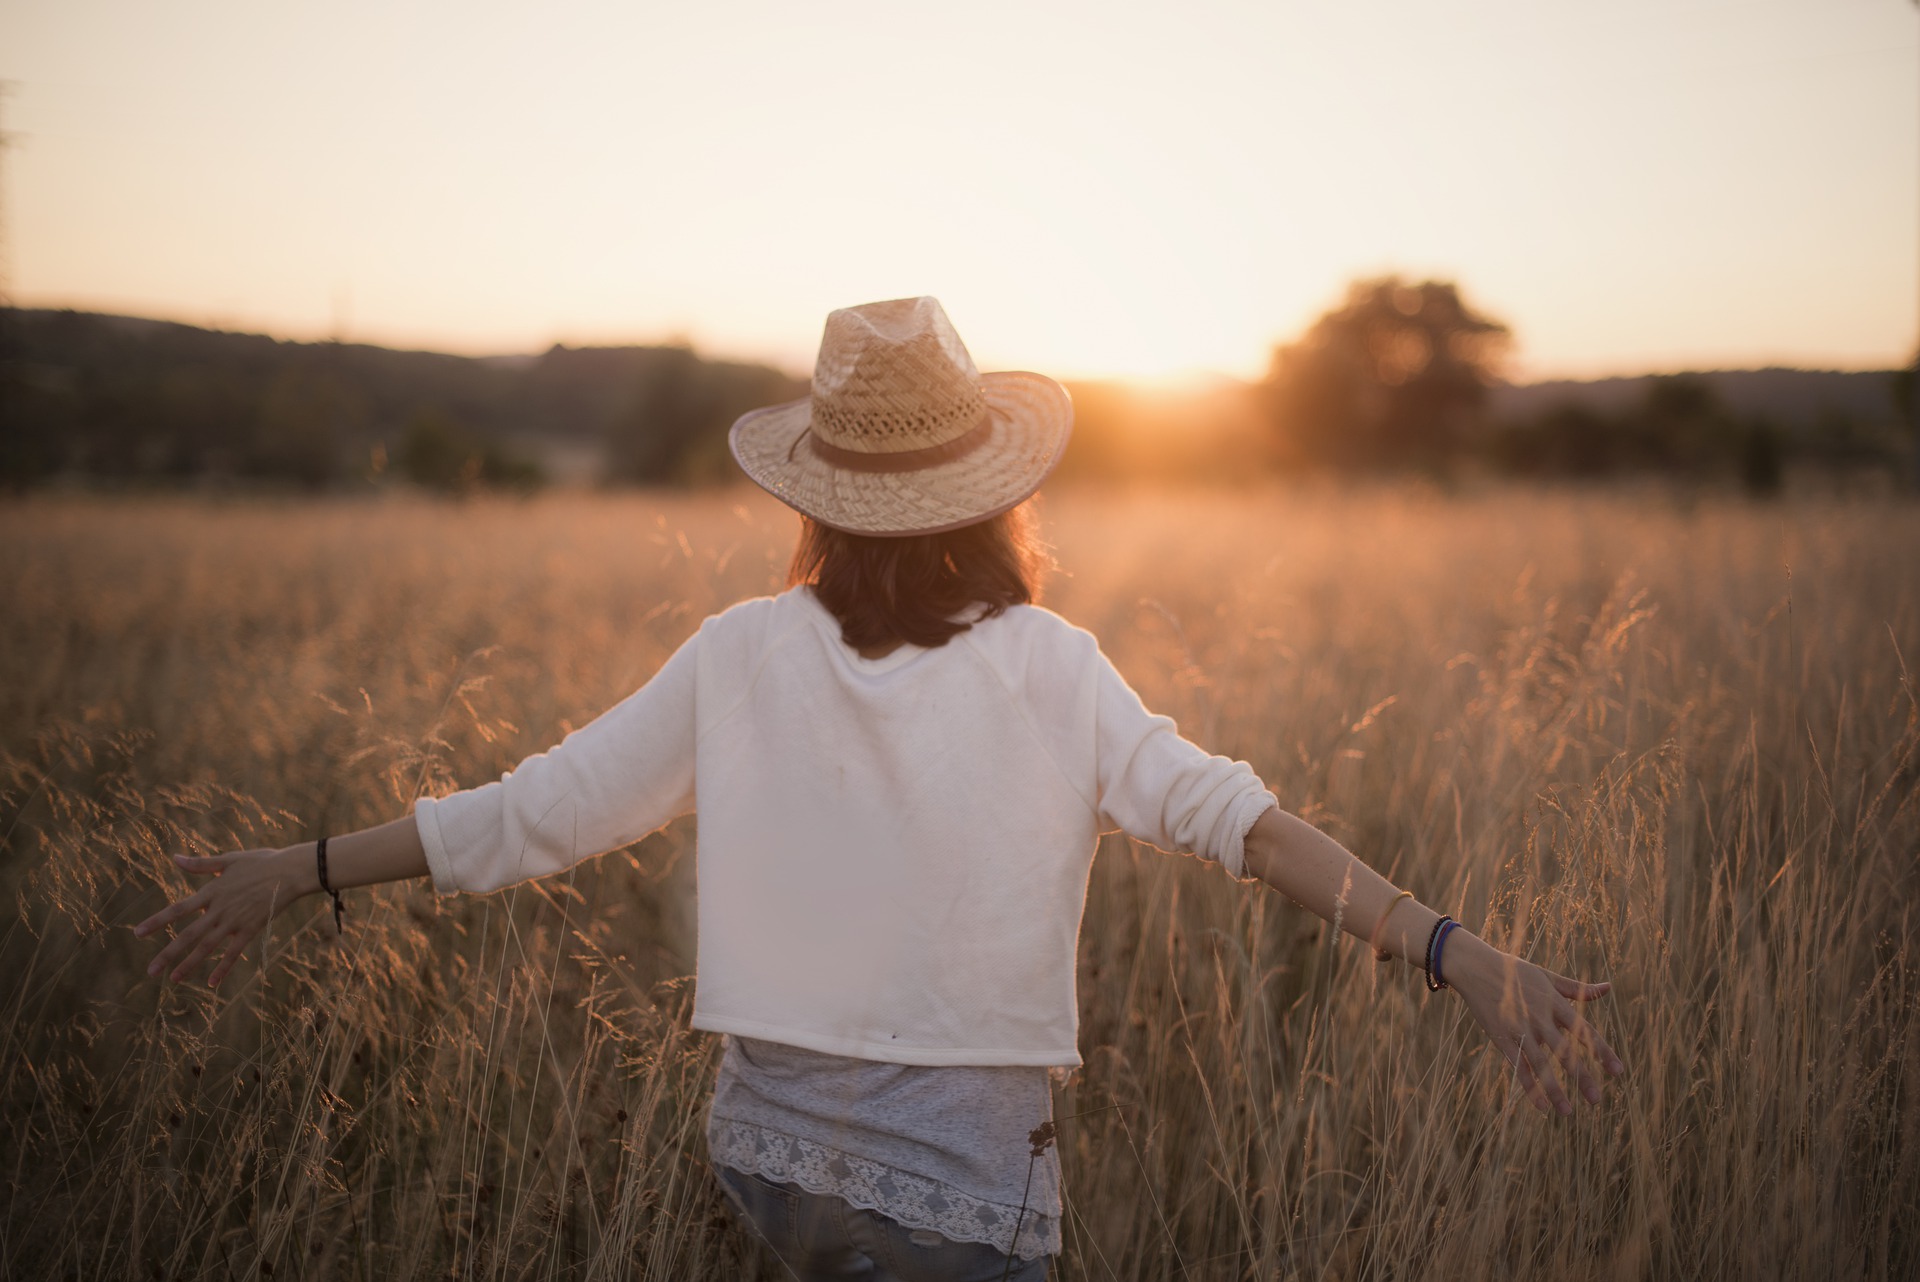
[
  {"left": 316, "top": 836, "right": 345, "bottom": 936},
  {"left": 1423, "top": 914, "right": 1455, "bottom": 992}
]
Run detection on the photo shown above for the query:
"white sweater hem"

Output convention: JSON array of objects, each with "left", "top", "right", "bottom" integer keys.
[{"left": 691, "top": 1012, "right": 1084, "bottom": 1069}]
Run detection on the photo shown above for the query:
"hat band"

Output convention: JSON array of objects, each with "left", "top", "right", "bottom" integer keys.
[{"left": 801, "top": 412, "right": 995, "bottom": 473}]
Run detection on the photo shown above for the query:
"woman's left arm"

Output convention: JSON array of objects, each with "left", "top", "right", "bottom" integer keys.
[
  {"left": 1241, "top": 806, "right": 1627, "bottom": 1116},
  {"left": 134, "top": 815, "right": 428, "bottom": 987}
]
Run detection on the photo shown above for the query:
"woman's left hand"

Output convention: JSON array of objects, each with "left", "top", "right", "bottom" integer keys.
[{"left": 1444, "top": 932, "right": 1626, "bottom": 1116}]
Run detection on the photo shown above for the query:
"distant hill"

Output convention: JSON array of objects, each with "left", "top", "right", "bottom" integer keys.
[
  {"left": 1, "top": 308, "right": 802, "bottom": 488},
  {"left": 1491, "top": 369, "right": 1902, "bottom": 434}
]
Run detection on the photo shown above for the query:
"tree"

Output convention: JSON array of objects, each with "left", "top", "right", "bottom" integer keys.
[
  {"left": 392, "top": 407, "right": 543, "bottom": 493},
  {"left": 1263, "top": 276, "right": 1510, "bottom": 472},
  {"left": 1633, "top": 375, "right": 1742, "bottom": 477},
  {"left": 605, "top": 346, "right": 804, "bottom": 486},
  {"left": 1895, "top": 359, "right": 1920, "bottom": 490}
]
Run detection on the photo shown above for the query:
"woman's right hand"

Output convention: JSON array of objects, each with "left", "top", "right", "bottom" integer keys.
[
  {"left": 1444, "top": 931, "right": 1626, "bottom": 1116},
  {"left": 134, "top": 845, "right": 316, "bottom": 988}
]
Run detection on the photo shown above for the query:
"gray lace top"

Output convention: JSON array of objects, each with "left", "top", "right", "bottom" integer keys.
[{"left": 707, "top": 1036, "right": 1062, "bottom": 1260}]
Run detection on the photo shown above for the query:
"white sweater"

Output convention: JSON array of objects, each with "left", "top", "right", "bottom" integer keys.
[{"left": 414, "top": 587, "right": 1276, "bottom": 1067}]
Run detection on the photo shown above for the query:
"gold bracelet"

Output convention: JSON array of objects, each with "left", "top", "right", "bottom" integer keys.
[{"left": 1370, "top": 890, "right": 1414, "bottom": 961}]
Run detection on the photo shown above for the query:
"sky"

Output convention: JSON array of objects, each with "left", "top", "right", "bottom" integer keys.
[{"left": 2, "top": 0, "right": 1915, "bottom": 383}]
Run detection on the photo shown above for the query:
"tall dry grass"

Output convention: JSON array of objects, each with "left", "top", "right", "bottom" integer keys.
[{"left": 1, "top": 485, "right": 1915, "bottom": 1280}]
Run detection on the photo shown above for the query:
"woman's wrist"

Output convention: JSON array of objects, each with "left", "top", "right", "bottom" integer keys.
[
  {"left": 273, "top": 842, "right": 323, "bottom": 900},
  {"left": 1433, "top": 926, "right": 1501, "bottom": 994}
]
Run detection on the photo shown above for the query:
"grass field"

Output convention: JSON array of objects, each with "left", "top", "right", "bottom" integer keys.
[{"left": 2, "top": 484, "right": 1917, "bottom": 1280}]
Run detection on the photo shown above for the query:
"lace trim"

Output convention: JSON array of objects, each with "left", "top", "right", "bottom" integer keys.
[{"left": 710, "top": 1117, "right": 1060, "bottom": 1261}]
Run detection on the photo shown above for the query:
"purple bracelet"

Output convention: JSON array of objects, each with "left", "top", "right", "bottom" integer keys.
[{"left": 1428, "top": 919, "right": 1460, "bottom": 991}]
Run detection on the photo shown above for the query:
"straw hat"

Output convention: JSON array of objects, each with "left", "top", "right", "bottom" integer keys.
[{"left": 730, "top": 297, "right": 1073, "bottom": 536}]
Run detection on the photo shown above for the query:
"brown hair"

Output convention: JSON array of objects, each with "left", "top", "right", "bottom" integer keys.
[{"left": 789, "top": 505, "right": 1047, "bottom": 650}]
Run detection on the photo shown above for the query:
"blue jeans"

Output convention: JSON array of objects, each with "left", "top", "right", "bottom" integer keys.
[{"left": 714, "top": 1164, "right": 1050, "bottom": 1282}]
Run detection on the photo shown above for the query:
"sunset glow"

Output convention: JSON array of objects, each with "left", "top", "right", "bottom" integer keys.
[{"left": 3, "top": 0, "right": 1915, "bottom": 381}]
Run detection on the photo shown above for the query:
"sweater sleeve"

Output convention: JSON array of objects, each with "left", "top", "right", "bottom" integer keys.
[
  {"left": 1091, "top": 646, "right": 1276, "bottom": 879},
  {"left": 411, "top": 630, "right": 700, "bottom": 895}
]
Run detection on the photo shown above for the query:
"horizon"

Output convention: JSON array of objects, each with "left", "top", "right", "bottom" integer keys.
[
  {"left": 20, "top": 302, "right": 1905, "bottom": 389},
  {"left": 4, "top": 1, "right": 1916, "bottom": 383}
]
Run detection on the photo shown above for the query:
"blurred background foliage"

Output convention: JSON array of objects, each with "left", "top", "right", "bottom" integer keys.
[
  {"left": 0, "top": 277, "right": 1910, "bottom": 495},
  {"left": 1262, "top": 277, "right": 1512, "bottom": 474}
]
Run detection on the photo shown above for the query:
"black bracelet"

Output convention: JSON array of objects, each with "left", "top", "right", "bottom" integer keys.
[
  {"left": 316, "top": 836, "right": 345, "bottom": 936},
  {"left": 1423, "top": 914, "right": 1454, "bottom": 992}
]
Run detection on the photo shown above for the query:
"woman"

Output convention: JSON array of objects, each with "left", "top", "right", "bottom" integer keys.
[{"left": 135, "top": 297, "right": 1624, "bottom": 1280}]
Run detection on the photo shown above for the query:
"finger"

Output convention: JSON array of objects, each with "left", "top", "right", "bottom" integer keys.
[
  {"left": 170, "top": 923, "right": 234, "bottom": 984},
  {"left": 1512, "top": 1045, "right": 1554, "bottom": 1115},
  {"left": 1555, "top": 1003, "right": 1627, "bottom": 1077},
  {"left": 1551, "top": 972, "right": 1611, "bottom": 1002},
  {"left": 173, "top": 852, "right": 241, "bottom": 876},
  {"left": 148, "top": 911, "right": 220, "bottom": 978},
  {"left": 1590, "top": 1029, "right": 1627, "bottom": 1077},
  {"left": 1568, "top": 1047, "right": 1604, "bottom": 1106},
  {"left": 1545, "top": 1025, "right": 1605, "bottom": 1105},
  {"left": 207, "top": 927, "right": 258, "bottom": 989},
  {"left": 134, "top": 885, "right": 214, "bottom": 939},
  {"left": 1561, "top": 1009, "right": 1613, "bottom": 1067},
  {"left": 203, "top": 938, "right": 236, "bottom": 988},
  {"left": 207, "top": 953, "right": 241, "bottom": 988},
  {"left": 1523, "top": 1036, "right": 1573, "bottom": 1116}
]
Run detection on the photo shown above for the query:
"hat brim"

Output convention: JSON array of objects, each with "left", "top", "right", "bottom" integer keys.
[{"left": 729, "top": 371, "right": 1073, "bottom": 537}]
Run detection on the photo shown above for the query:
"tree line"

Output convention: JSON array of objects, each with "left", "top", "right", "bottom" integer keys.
[
  {"left": 1058, "top": 278, "right": 1910, "bottom": 493},
  {"left": 0, "top": 309, "right": 802, "bottom": 492},
  {"left": 1, "top": 287, "right": 1910, "bottom": 494}
]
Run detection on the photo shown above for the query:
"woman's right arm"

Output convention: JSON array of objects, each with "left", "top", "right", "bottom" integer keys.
[
  {"left": 134, "top": 618, "right": 711, "bottom": 988},
  {"left": 135, "top": 814, "right": 429, "bottom": 987}
]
